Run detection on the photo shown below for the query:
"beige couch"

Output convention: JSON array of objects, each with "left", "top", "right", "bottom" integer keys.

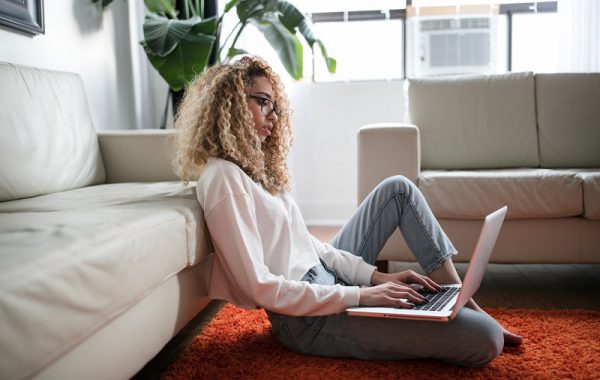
[
  {"left": 0, "top": 63, "right": 213, "bottom": 379},
  {"left": 358, "top": 72, "right": 600, "bottom": 264}
]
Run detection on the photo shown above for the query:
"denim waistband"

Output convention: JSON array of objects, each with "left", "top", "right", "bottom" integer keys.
[{"left": 301, "top": 259, "right": 341, "bottom": 286}]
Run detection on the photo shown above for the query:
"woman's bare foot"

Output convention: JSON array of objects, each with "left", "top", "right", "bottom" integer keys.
[{"left": 502, "top": 328, "right": 523, "bottom": 346}]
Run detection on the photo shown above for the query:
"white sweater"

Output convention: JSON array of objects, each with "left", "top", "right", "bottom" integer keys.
[{"left": 195, "top": 158, "right": 376, "bottom": 316}]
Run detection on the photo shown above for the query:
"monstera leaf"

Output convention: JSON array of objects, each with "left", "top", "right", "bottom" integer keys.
[
  {"left": 234, "top": 0, "right": 336, "bottom": 79},
  {"left": 144, "top": 0, "right": 177, "bottom": 17},
  {"left": 250, "top": 14, "right": 304, "bottom": 79},
  {"left": 141, "top": 15, "right": 217, "bottom": 91}
]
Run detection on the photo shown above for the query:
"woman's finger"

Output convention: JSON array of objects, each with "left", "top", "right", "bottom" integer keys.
[
  {"left": 386, "top": 295, "right": 416, "bottom": 309},
  {"left": 403, "top": 292, "right": 427, "bottom": 304},
  {"left": 396, "top": 299, "right": 414, "bottom": 309},
  {"left": 387, "top": 283, "right": 426, "bottom": 302},
  {"left": 421, "top": 276, "right": 442, "bottom": 291},
  {"left": 410, "top": 273, "right": 442, "bottom": 292}
]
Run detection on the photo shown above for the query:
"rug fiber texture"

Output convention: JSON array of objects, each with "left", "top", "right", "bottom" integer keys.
[{"left": 162, "top": 304, "right": 600, "bottom": 379}]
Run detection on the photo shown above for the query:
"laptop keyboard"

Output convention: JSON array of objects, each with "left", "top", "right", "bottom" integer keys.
[{"left": 411, "top": 286, "right": 460, "bottom": 311}]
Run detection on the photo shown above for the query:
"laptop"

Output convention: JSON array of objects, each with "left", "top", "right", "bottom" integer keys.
[{"left": 346, "top": 206, "right": 507, "bottom": 322}]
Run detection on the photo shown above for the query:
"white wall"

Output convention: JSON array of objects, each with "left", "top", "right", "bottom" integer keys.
[
  {"left": 0, "top": 0, "right": 137, "bottom": 131},
  {"left": 287, "top": 79, "right": 408, "bottom": 225}
]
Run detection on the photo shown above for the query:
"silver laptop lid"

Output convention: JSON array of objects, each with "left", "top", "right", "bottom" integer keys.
[{"left": 450, "top": 206, "right": 507, "bottom": 319}]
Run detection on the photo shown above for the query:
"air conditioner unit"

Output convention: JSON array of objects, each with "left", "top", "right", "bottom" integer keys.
[{"left": 410, "top": 15, "right": 497, "bottom": 77}]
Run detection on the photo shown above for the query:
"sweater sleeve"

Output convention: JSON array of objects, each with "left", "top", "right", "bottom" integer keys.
[
  {"left": 204, "top": 193, "right": 361, "bottom": 316},
  {"left": 310, "top": 235, "right": 376, "bottom": 286}
]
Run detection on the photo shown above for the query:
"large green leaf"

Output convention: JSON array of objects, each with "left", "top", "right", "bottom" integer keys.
[
  {"left": 275, "top": 0, "right": 303, "bottom": 34},
  {"left": 143, "top": 15, "right": 216, "bottom": 57},
  {"left": 298, "top": 19, "right": 336, "bottom": 74},
  {"left": 143, "top": 35, "right": 216, "bottom": 91},
  {"left": 250, "top": 15, "right": 303, "bottom": 79},
  {"left": 314, "top": 40, "right": 337, "bottom": 74},
  {"left": 236, "top": 0, "right": 263, "bottom": 21},
  {"left": 224, "top": 0, "right": 241, "bottom": 13},
  {"left": 237, "top": 0, "right": 278, "bottom": 21},
  {"left": 143, "top": 14, "right": 195, "bottom": 56},
  {"left": 144, "top": 0, "right": 177, "bottom": 17},
  {"left": 228, "top": 47, "right": 250, "bottom": 59},
  {"left": 235, "top": 0, "right": 303, "bottom": 78},
  {"left": 141, "top": 14, "right": 217, "bottom": 91},
  {"left": 191, "top": 16, "right": 218, "bottom": 35},
  {"left": 277, "top": 1, "right": 336, "bottom": 74},
  {"left": 237, "top": 0, "right": 336, "bottom": 76}
]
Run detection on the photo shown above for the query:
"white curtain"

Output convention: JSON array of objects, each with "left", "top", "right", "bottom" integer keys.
[
  {"left": 127, "top": 1, "right": 169, "bottom": 129},
  {"left": 557, "top": 0, "right": 600, "bottom": 72}
]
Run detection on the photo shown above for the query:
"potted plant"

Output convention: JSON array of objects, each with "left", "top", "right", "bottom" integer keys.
[{"left": 96, "top": 0, "right": 336, "bottom": 119}]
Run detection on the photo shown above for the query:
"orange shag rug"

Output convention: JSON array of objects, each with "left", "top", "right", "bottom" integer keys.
[{"left": 162, "top": 304, "right": 600, "bottom": 379}]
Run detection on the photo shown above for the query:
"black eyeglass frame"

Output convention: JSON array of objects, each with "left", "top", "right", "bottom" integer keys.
[{"left": 248, "top": 95, "right": 281, "bottom": 117}]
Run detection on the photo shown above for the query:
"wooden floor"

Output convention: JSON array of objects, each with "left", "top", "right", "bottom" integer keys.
[{"left": 134, "top": 226, "right": 600, "bottom": 378}]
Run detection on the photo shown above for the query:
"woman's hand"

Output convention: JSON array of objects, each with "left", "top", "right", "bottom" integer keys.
[
  {"left": 359, "top": 282, "right": 428, "bottom": 308},
  {"left": 371, "top": 270, "right": 442, "bottom": 293}
]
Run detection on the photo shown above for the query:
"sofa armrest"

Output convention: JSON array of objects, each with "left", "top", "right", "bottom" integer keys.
[
  {"left": 97, "top": 129, "right": 180, "bottom": 183},
  {"left": 357, "top": 123, "right": 421, "bottom": 203}
]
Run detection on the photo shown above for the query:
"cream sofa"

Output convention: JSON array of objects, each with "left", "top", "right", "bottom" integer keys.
[
  {"left": 358, "top": 72, "right": 600, "bottom": 264},
  {"left": 0, "top": 63, "right": 213, "bottom": 379}
]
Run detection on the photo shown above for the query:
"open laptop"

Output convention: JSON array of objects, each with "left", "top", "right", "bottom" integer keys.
[{"left": 347, "top": 206, "right": 507, "bottom": 322}]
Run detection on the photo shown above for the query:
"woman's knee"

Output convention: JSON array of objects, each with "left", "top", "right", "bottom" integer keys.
[
  {"left": 447, "top": 309, "right": 503, "bottom": 367},
  {"left": 463, "top": 314, "right": 504, "bottom": 367},
  {"left": 375, "top": 175, "right": 415, "bottom": 197},
  {"left": 469, "top": 329, "right": 503, "bottom": 367}
]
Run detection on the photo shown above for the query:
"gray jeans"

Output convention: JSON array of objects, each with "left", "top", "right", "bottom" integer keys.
[{"left": 267, "top": 176, "right": 504, "bottom": 367}]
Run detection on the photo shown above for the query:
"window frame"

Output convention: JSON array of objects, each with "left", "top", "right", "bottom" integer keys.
[
  {"left": 499, "top": 2, "right": 558, "bottom": 71},
  {"left": 309, "top": 9, "right": 407, "bottom": 80},
  {"left": 309, "top": 1, "right": 557, "bottom": 81}
]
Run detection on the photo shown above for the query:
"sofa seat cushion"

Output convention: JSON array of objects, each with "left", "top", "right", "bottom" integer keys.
[
  {"left": 572, "top": 170, "right": 600, "bottom": 220},
  {"left": 0, "top": 182, "right": 210, "bottom": 378},
  {"left": 418, "top": 169, "right": 583, "bottom": 219}
]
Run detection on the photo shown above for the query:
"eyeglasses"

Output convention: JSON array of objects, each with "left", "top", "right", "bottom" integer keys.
[{"left": 248, "top": 95, "right": 281, "bottom": 117}]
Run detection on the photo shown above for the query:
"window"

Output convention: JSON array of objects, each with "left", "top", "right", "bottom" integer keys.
[
  {"left": 219, "top": 1, "right": 563, "bottom": 81},
  {"left": 508, "top": 9, "right": 560, "bottom": 72},
  {"left": 308, "top": 1, "right": 559, "bottom": 80},
  {"left": 312, "top": 17, "right": 404, "bottom": 81}
]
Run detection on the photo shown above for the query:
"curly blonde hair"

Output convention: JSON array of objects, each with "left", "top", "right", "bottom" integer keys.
[{"left": 172, "top": 56, "right": 293, "bottom": 195}]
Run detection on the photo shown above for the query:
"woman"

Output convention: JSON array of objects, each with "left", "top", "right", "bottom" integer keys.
[{"left": 173, "top": 56, "right": 521, "bottom": 367}]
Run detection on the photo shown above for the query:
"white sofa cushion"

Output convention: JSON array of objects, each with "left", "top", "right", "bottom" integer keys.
[
  {"left": 573, "top": 170, "right": 600, "bottom": 220},
  {"left": 536, "top": 73, "right": 600, "bottom": 168},
  {"left": 418, "top": 169, "right": 583, "bottom": 219},
  {"left": 408, "top": 72, "right": 539, "bottom": 170},
  {"left": 0, "top": 63, "right": 105, "bottom": 202},
  {"left": 0, "top": 182, "right": 210, "bottom": 378}
]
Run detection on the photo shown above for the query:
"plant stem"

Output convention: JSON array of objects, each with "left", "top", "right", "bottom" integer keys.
[
  {"left": 184, "top": 0, "right": 190, "bottom": 18},
  {"left": 220, "top": 6, "right": 262, "bottom": 60},
  {"left": 227, "top": 21, "right": 248, "bottom": 57},
  {"left": 217, "top": 19, "right": 243, "bottom": 58},
  {"left": 187, "top": 0, "right": 197, "bottom": 17}
]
